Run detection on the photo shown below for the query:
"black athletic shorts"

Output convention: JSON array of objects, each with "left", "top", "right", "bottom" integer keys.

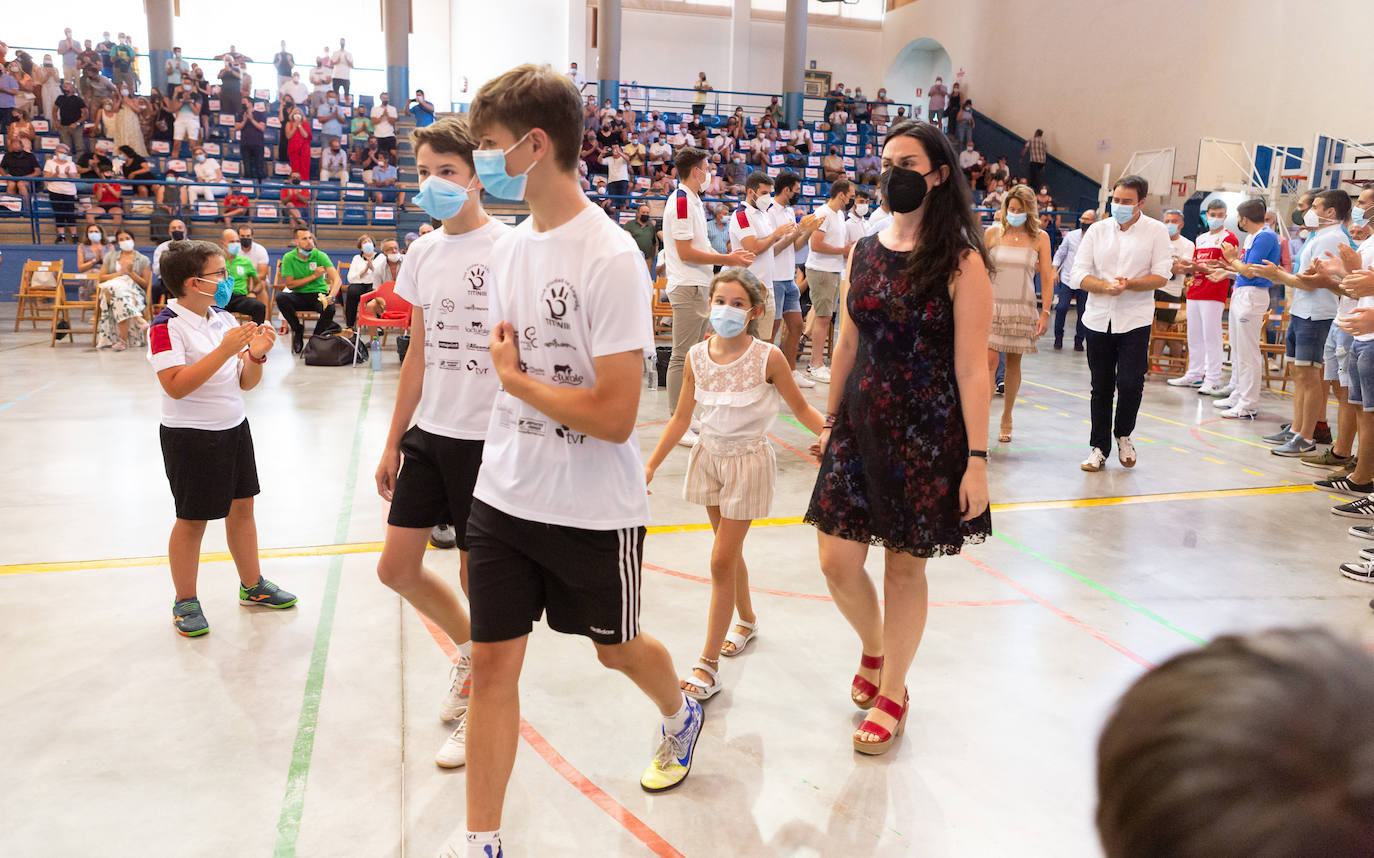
[
  {"left": 160, "top": 419, "right": 259, "bottom": 521},
  {"left": 466, "top": 499, "right": 646, "bottom": 645},
  {"left": 386, "top": 426, "right": 483, "bottom": 548}
]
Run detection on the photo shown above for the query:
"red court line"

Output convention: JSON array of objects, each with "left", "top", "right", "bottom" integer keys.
[
  {"left": 411, "top": 610, "right": 684, "bottom": 858},
  {"left": 644, "top": 561, "right": 1023, "bottom": 608},
  {"left": 767, "top": 431, "right": 819, "bottom": 465},
  {"left": 636, "top": 419, "right": 670, "bottom": 430},
  {"left": 959, "top": 554, "right": 1157, "bottom": 670}
]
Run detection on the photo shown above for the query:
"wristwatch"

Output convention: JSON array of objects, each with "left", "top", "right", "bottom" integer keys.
[{"left": 968, "top": 449, "right": 988, "bottom": 459}]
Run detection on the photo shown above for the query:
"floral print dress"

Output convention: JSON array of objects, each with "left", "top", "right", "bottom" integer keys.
[
  {"left": 96, "top": 250, "right": 150, "bottom": 349},
  {"left": 805, "top": 235, "right": 991, "bottom": 557}
]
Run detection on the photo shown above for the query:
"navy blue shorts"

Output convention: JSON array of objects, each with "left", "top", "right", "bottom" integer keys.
[
  {"left": 1286, "top": 316, "right": 1333, "bottom": 366},
  {"left": 1347, "top": 339, "right": 1374, "bottom": 410}
]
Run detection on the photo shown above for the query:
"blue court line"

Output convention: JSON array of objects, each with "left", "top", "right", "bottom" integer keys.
[{"left": 0, "top": 382, "right": 54, "bottom": 412}]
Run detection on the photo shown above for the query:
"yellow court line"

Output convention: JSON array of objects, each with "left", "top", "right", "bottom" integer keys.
[
  {"left": 1204, "top": 457, "right": 1227, "bottom": 465},
  {"left": 1243, "top": 468, "right": 1266, "bottom": 477},
  {"left": 1022, "top": 380, "right": 1273, "bottom": 450},
  {"left": 0, "top": 484, "right": 1316, "bottom": 577}
]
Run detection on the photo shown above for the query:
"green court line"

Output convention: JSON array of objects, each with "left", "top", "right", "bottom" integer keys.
[
  {"left": 274, "top": 372, "right": 374, "bottom": 857},
  {"left": 993, "top": 531, "right": 1206, "bottom": 646},
  {"left": 778, "top": 413, "right": 806, "bottom": 432}
]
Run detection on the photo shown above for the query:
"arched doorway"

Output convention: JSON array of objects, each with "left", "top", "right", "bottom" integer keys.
[{"left": 885, "top": 38, "right": 952, "bottom": 122}]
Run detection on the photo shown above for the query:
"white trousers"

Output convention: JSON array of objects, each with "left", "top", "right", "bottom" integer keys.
[
  {"left": 1184, "top": 298, "right": 1225, "bottom": 385},
  {"left": 1229, "top": 288, "right": 1270, "bottom": 412}
]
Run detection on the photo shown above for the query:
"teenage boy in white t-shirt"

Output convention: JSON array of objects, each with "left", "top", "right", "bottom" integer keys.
[
  {"left": 460, "top": 64, "right": 705, "bottom": 858},
  {"left": 373, "top": 116, "right": 511, "bottom": 770},
  {"left": 729, "top": 171, "right": 793, "bottom": 337},
  {"left": 804, "top": 179, "right": 857, "bottom": 383},
  {"left": 765, "top": 171, "right": 823, "bottom": 386},
  {"left": 148, "top": 240, "right": 294, "bottom": 637}
]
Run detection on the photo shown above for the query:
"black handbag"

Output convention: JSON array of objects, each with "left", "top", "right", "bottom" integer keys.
[{"left": 302, "top": 331, "right": 368, "bottom": 366}]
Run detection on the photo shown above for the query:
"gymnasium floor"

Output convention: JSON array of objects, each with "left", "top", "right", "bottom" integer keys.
[{"left": 4, "top": 309, "right": 1371, "bottom": 858}]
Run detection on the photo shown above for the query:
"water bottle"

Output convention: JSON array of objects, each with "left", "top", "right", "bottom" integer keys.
[
  {"left": 644, "top": 353, "right": 658, "bottom": 390},
  {"left": 370, "top": 334, "right": 382, "bottom": 370}
]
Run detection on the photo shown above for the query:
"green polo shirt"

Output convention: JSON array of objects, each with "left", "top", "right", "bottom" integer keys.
[
  {"left": 227, "top": 253, "right": 256, "bottom": 296},
  {"left": 280, "top": 247, "right": 333, "bottom": 294},
  {"left": 623, "top": 218, "right": 656, "bottom": 260}
]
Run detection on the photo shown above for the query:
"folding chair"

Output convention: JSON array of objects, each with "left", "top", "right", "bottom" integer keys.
[
  {"left": 15, "top": 259, "right": 62, "bottom": 331},
  {"left": 1149, "top": 300, "right": 1188, "bottom": 377},
  {"left": 651, "top": 278, "right": 673, "bottom": 339},
  {"left": 52, "top": 276, "right": 100, "bottom": 347},
  {"left": 1261, "top": 305, "right": 1291, "bottom": 392}
]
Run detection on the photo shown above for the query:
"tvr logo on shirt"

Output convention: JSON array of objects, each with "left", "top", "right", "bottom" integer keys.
[
  {"left": 541, "top": 279, "right": 580, "bottom": 330},
  {"left": 465, "top": 263, "right": 489, "bottom": 296},
  {"left": 464, "top": 359, "right": 490, "bottom": 375},
  {"left": 555, "top": 424, "right": 587, "bottom": 445},
  {"left": 551, "top": 363, "right": 585, "bottom": 386}
]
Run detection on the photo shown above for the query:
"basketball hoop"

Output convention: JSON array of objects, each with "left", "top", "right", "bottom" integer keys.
[{"left": 1279, "top": 174, "right": 1307, "bottom": 196}]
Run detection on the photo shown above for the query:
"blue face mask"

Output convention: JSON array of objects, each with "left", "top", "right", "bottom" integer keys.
[
  {"left": 1111, "top": 202, "right": 1136, "bottom": 225},
  {"left": 413, "top": 175, "right": 475, "bottom": 220},
  {"left": 1354, "top": 206, "right": 1370, "bottom": 228},
  {"left": 226, "top": 241, "right": 241, "bottom": 256},
  {"left": 472, "top": 132, "right": 535, "bottom": 201},
  {"left": 1207, "top": 216, "right": 1225, "bottom": 231},
  {"left": 1165, "top": 223, "right": 1179, "bottom": 237},
  {"left": 709, "top": 304, "right": 750, "bottom": 338},
  {"left": 360, "top": 241, "right": 375, "bottom": 255},
  {"left": 197, "top": 274, "right": 234, "bottom": 308},
  {"left": 1005, "top": 212, "right": 1027, "bottom": 228}
]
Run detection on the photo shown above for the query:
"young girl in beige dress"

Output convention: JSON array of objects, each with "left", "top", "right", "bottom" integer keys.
[{"left": 984, "top": 184, "right": 1054, "bottom": 442}]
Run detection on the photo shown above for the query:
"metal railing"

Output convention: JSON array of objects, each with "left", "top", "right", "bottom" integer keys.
[{"left": 569, "top": 84, "right": 912, "bottom": 128}]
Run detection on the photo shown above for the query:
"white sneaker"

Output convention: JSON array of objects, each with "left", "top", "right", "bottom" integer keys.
[
  {"left": 1212, "top": 396, "right": 1237, "bottom": 409},
  {"left": 678, "top": 428, "right": 699, "bottom": 447},
  {"left": 434, "top": 713, "right": 468, "bottom": 768},
  {"left": 1197, "top": 383, "right": 1225, "bottom": 396},
  {"left": 1081, "top": 448, "right": 1107, "bottom": 472},
  {"left": 439, "top": 655, "right": 471, "bottom": 722},
  {"left": 1220, "top": 406, "right": 1258, "bottom": 419},
  {"left": 792, "top": 369, "right": 816, "bottom": 389},
  {"left": 1117, "top": 436, "right": 1137, "bottom": 468},
  {"left": 808, "top": 365, "right": 832, "bottom": 383},
  {"left": 1167, "top": 376, "right": 1203, "bottom": 387}
]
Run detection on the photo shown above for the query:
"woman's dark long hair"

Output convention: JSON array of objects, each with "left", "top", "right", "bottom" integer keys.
[{"left": 881, "top": 119, "right": 993, "bottom": 292}]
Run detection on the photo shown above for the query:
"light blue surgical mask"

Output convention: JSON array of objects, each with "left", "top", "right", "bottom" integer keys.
[
  {"left": 413, "top": 175, "right": 475, "bottom": 220},
  {"left": 472, "top": 132, "right": 535, "bottom": 201},
  {"left": 360, "top": 241, "right": 375, "bottom": 255},
  {"left": 1354, "top": 206, "right": 1370, "bottom": 228},
  {"left": 1111, "top": 202, "right": 1135, "bottom": 225},
  {"left": 709, "top": 304, "right": 750, "bottom": 338},
  {"left": 1207, "top": 215, "right": 1225, "bottom": 231},
  {"left": 1165, "top": 223, "right": 1179, "bottom": 237},
  {"left": 1005, "top": 212, "right": 1027, "bottom": 228},
  {"left": 226, "top": 241, "right": 241, "bottom": 256},
  {"left": 196, "top": 273, "right": 234, "bottom": 308}
]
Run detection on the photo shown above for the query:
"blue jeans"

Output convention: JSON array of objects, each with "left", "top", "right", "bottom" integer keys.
[{"left": 1053, "top": 281, "right": 1087, "bottom": 344}]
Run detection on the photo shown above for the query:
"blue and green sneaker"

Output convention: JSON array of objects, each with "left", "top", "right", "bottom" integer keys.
[
  {"left": 239, "top": 577, "right": 298, "bottom": 609},
  {"left": 173, "top": 598, "right": 210, "bottom": 637}
]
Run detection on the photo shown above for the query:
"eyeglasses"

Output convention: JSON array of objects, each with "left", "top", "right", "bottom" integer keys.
[{"left": 199, "top": 270, "right": 228, "bottom": 281}]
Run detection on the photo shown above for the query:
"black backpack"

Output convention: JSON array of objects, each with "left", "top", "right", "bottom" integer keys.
[{"left": 302, "top": 330, "right": 368, "bottom": 366}]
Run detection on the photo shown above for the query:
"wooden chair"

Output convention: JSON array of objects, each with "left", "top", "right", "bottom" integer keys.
[
  {"left": 1149, "top": 300, "right": 1188, "bottom": 377},
  {"left": 275, "top": 259, "right": 319, "bottom": 337},
  {"left": 51, "top": 276, "right": 100, "bottom": 347},
  {"left": 15, "top": 260, "right": 62, "bottom": 331},
  {"left": 651, "top": 277, "right": 673, "bottom": 339},
  {"left": 1261, "top": 305, "right": 1290, "bottom": 392}
]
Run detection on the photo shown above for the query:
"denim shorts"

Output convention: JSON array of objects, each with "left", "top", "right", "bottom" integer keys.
[
  {"left": 1324, "top": 325, "right": 1355, "bottom": 387},
  {"left": 773, "top": 279, "right": 801, "bottom": 316},
  {"left": 1286, "top": 316, "right": 1333, "bottom": 367},
  {"left": 1347, "top": 338, "right": 1374, "bottom": 410}
]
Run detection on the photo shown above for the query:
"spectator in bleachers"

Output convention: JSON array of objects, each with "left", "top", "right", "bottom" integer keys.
[
  {"left": 59, "top": 29, "right": 80, "bottom": 85},
  {"left": 709, "top": 127, "right": 732, "bottom": 159},
  {"left": 77, "top": 63, "right": 114, "bottom": 116},
  {"left": 621, "top": 99, "right": 637, "bottom": 132},
  {"left": 102, "top": 90, "right": 148, "bottom": 157},
  {"left": 6, "top": 106, "right": 35, "bottom": 152},
  {"left": 943, "top": 81, "right": 961, "bottom": 130},
  {"left": 77, "top": 40, "right": 99, "bottom": 76},
  {"left": 983, "top": 180, "right": 1007, "bottom": 212},
  {"left": 220, "top": 181, "right": 251, "bottom": 227},
  {"left": 330, "top": 39, "right": 353, "bottom": 99},
  {"left": 87, "top": 168, "right": 124, "bottom": 229},
  {"left": 958, "top": 140, "right": 980, "bottom": 176},
  {"left": 601, "top": 143, "right": 631, "bottom": 201},
  {"left": 344, "top": 234, "right": 384, "bottom": 328},
  {"left": 94, "top": 229, "right": 150, "bottom": 350},
  {"left": 39, "top": 54, "right": 61, "bottom": 121},
  {"left": 308, "top": 57, "right": 332, "bottom": 113},
  {"left": 318, "top": 90, "right": 348, "bottom": 149},
  {"left": 1023, "top": 129, "right": 1049, "bottom": 189},
  {"left": 787, "top": 120, "right": 811, "bottom": 159},
  {"left": 759, "top": 114, "right": 779, "bottom": 143},
  {"left": 273, "top": 41, "right": 295, "bottom": 95},
  {"left": 871, "top": 88, "right": 892, "bottom": 125},
  {"left": 372, "top": 93, "right": 398, "bottom": 158},
  {"left": 692, "top": 71, "right": 711, "bottom": 116},
  {"left": 280, "top": 172, "right": 309, "bottom": 230},
  {"left": 765, "top": 95, "right": 783, "bottom": 126},
  {"left": 53, "top": 79, "right": 87, "bottom": 156},
  {"left": 623, "top": 203, "right": 658, "bottom": 274},
  {"left": 171, "top": 80, "right": 201, "bottom": 158},
  {"left": 595, "top": 115, "right": 621, "bottom": 153},
  {"left": 851, "top": 86, "right": 870, "bottom": 123},
  {"left": 568, "top": 62, "right": 587, "bottom": 94},
  {"left": 649, "top": 133, "right": 671, "bottom": 175},
  {"left": 953, "top": 97, "right": 975, "bottom": 148},
  {"left": 409, "top": 89, "right": 435, "bottom": 128},
  {"left": 44, "top": 142, "right": 80, "bottom": 243},
  {"left": 189, "top": 146, "right": 227, "bottom": 201},
  {"left": 821, "top": 145, "right": 845, "bottom": 183},
  {"left": 151, "top": 219, "right": 187, "bottom": 300},
  {"left": 78, "top": 224, "right": 106, "bottom": 277},
  {"left": 163, "top": 46, "right": 188, "bottom": 98},
  {"left": 856, "top": 144, "right": 880, "bottom": 186},
  {"left": 582, "top": 97, "right": 599, "bottom": 133},
  {"left": 723, "top": 153, "right": 748, "bottom": 196},
  {"left": 111, "top": 35, "right": 136, "bottom": 94},
  {"left": 276, "top": 227, "right": 340, "bottom": 353},
  {"left": 623, "top": 134, "right": 647, "bottom": 178},
  {"left": 987, "top": 155, "right": 1009, "bottom": 188},
  {"left": 217, "top": 56, "right": 243, "bottom": 118},
  {"left": 367, "top": 150, "right": 404, "bottom": 207},
  {"left": 704, "top": 154, "right": 726, "bottom": 196},
  {"left": 686, "top": 113, "right": 708, "bottom": 147},
  {"left": 218, "top": 228, "right": 267, "bottom": 325},
  {"left": 349, "top": 103, "right": 373, "bottom": 153},
  {"left": 746, "top": 130, "right": 773, "bottom": 168},
  {"left": 321, "top": 138, "right": 349, "bottom": 185},
  {"left": 354, "top": 135, "right": 379, "bottom": 172},
  {"left": 235, "top": 224, "right": 268, "bottom": 280},
  {"left": 281, "top": 70, "right": 309, "bottom": 109},
  {"left": 285, "top": 107, "right": 312, "bottom": 180},
  {"left": 580, "top": 130, "right": 601, "bottom": 175},
  {"left": 118, "top": 144, "right": 160, "bottom": 204},
  {"left": 235, "top": 99, "right": 267, "bottom": 182},
  {"left": 823, "top": 82, "right": 844, "bottom": 121},
  {"left": 707, "top": 203, "right": 730, "bottom": 255},
  {"left": 1, "top": 134, "right": 38, "bottom": 201}
]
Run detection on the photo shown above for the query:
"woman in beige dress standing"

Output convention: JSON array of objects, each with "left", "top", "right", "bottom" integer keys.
[{"left": 984, "top": 184, "right": 1053, "bottom": 442}]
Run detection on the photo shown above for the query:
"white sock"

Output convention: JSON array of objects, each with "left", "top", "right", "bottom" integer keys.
[
  {"left": 663, "top": 694, "right": 691, "bottom": 733},
  {"left": 466, "top": 830, "right": 502, "bottom": 858},
  {"left": 457, "top": 640, "right": 473, "bottom": 660}
]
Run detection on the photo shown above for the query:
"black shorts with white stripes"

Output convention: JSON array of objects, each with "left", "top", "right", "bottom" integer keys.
[{"left": 465, "top": 499, "right": 646, "bottom": 645}]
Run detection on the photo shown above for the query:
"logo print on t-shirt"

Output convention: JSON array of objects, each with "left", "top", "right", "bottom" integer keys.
[
  {"left": 540, "top": 279, "right": 580, "bottom": 330},
  {"left": 555, "top": 424, "right": 586, "bottom": 445},
  {"left": 464, "top": 359, "right": 489, "bottom": 374},
  {"left": 465, "top": 264, "right": 488, "bottom": 295},
  {"left": 551, "top": 364, "right": 585, "bottom": 386},
  {"left": 440, "top": 297, "right": 456, "bottom": 313},
  {"left": 522, "top": 326, "right": 539, "bottom": 350}
]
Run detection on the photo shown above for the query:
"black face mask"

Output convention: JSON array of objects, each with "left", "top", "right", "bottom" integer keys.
[
  {"left": 881, "top": 166, "right": 934, "bottom": 214},
  {"left": 1290, "top": 209, "right": 1305, "bottom": 226},
  {"left": 240, "top": 237, "right": 252, "bottom": 248},
  {"left": 170, "top": 229, "right": 186, "bottom": 241}
]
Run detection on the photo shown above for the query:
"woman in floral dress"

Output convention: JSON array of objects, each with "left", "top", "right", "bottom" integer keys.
[
  {"left": 95, "top": 230, "right": 151, "bottom": 350},
  {"left": 805, "top": 119, "right": 993, "bottom": 755}
]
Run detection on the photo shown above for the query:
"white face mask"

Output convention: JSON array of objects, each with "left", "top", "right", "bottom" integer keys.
[
  {"left": 386, "top": 252, "right": 401, "bottom": 263},
  {"left": 855, "top": 203, "right": 870, "bottom": 217},
  {"left": 118, "top": 238, "right": 134, "bottom": 251}
]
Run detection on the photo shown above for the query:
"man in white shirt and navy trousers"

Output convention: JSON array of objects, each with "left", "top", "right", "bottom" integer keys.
[{"left": 1069, "top": 175, "right": 1174, "bottom": 472}]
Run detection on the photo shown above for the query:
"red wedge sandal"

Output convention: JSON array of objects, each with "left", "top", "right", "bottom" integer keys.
[
  {"left": 851, "top": 653, "right": 884, "bottom": 710},
  {"left": 853, "top": 689, "right": 909, "bottom": 755}
]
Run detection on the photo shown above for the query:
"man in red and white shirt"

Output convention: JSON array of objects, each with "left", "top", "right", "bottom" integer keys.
[
  {"left": 729, "top": 172, "right": 794, "bottom": 338},
  {"left": 1168, "top": 199, "right": 1238, "bottom": 395}
]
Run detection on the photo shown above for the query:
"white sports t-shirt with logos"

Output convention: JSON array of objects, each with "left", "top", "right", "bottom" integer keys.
[
  {"left": 663, "top": 184, "right": 713, "bottom": 286},
  {"left": 475, "top": 204, "right": 655, "bottom": 530},
  {"left": 392, "top": 219, "right": 511, "bottom": 439},
  {"left": 728, "top": 203, "right": 776, "bottom": 298},
  {"left": 767, "top": 203, "right": 797, "bottom": 281},
  {"left": 807, "top": 204, "right": 847, "bottom": 273}
]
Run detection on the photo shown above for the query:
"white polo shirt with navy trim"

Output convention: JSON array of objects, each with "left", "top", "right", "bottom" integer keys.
[{"left": 147, "top": 299, "right": 246, "bottom": 431}]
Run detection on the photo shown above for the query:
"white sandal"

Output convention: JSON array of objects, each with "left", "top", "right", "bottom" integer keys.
[
  {"left": 720, "top": 620, "right": 759, "bottom": 657},
  {"left": 681, "top": 660, "right": 722, "bottom": 702}
]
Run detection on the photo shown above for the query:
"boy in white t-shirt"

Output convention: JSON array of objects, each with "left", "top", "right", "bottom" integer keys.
[
  {"left": 147, "top": 240, "right": 294, "bottom": 637},
  {"left": 373, "top": 116, "right": 511, "bottom": 770},
  {"left": 460, "top": 64, "right": 705, "bottom": 858},
  {"left": 804, "top": 179, "right": 858, "bottom": 383}
]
